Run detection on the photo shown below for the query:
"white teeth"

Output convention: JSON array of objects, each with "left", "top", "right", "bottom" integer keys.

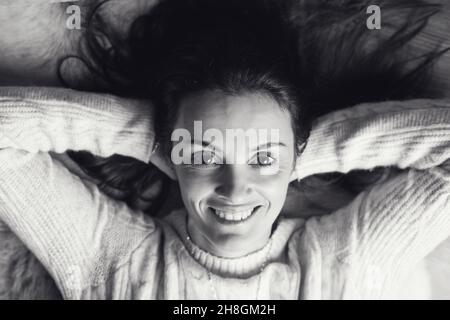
[{"left": 212, "top": 208, "right": 256, "bottom": 221}]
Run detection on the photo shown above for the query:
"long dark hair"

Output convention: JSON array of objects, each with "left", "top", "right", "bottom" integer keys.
[{"left": 64, "top": 0, "right": 448, "bottom": 213}]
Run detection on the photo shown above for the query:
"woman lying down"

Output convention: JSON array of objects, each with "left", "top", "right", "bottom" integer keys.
[{"left": 0, "top": 0, "right": 450, "bottom": 299}]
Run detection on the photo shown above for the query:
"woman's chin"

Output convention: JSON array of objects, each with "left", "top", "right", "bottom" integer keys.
[
  {"left": 187, "top": 204, "right": 275, "bottom": 257},
  {"left": 200, "top": 206, "right": 274, "bottom": 255}
]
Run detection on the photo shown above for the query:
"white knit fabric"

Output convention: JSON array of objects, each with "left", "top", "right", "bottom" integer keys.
[{"left": 0, "top": 87, "right": 449, "bottom": 300}]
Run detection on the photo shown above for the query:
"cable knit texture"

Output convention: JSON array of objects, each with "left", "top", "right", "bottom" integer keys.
[{"left": 0, "top": 87, "right": 449, "bottom": 300}]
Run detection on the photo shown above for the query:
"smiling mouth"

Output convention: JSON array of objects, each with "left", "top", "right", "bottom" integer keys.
[{"left": 209, "top": 206, "right": 262, "bottom": 223}]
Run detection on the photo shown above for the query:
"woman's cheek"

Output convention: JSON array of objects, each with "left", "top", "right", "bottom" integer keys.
[
  {"left": 252, "top": 167, "right": 291, "bottom": 199},
  {"left": 259, "top": 175, "right": 290, "bottom": 195},
  {"left": 176, "top": 167, "right": 217, "bottom": 195},
  {"left": 252, "top": 163, "right": 292, "bottom": 183}
]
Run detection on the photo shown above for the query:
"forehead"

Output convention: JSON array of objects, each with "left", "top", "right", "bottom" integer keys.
[{"left": 175, "top": 90, "right": 294, "bottom": 138}]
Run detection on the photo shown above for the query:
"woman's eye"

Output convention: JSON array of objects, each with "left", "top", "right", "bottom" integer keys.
[
  {"left": 191, "top": 150, "right": 218, "bottom": 166},
  {"left": 252, "top": 152, "right": 275, "bottom": 166}
]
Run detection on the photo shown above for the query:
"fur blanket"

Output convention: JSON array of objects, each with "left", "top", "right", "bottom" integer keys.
[{"left": 0, "top": 225, "right": 62, "bottom": 300}]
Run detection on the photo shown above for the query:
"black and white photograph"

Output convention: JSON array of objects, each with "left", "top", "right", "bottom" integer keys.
[{"left": 0, "top": 0, "right": 449, "bottom": 303}]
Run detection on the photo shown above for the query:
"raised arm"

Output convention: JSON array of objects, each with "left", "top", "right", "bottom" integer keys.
[
  {"left": 0, "top": 86, "right": 155, "bottom": 160},
  {"left": 297, "top": 99, "right": 450, "bottom": 179},
  {"left": 0, "top": 87, "right": 157, "bottom": 299},
  {"left": 297, "top": 99, "right": 450, "bottom": 299}
]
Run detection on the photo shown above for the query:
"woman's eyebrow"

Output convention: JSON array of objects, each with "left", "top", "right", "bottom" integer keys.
[
  {"left": 191, "top": 139, "right": 223, "bottom": 151},
  {"left": 188, "top": 140, "right": 286, "bottom": 152},
  {"left": 252, "top": 142, "right": 287, "bottom": 151}
]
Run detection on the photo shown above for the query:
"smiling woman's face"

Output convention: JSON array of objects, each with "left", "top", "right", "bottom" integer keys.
[{"left": 172, "top": 90, "right": 296, "bottom": 258}]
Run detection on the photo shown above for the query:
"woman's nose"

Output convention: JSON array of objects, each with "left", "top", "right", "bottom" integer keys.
[{"left": 214, "top": 165, "right": 253, "bottom": 202}]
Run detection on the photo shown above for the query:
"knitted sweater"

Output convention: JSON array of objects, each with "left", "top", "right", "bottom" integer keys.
[{"left": 0, "top": 87, "right": 449, "bottom": 300}]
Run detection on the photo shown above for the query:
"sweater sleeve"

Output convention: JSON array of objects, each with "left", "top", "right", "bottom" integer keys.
[
  {"left": 0, "top": 87, "right": 158, "bottom": 299},
  {"left": 296, "top": 99, "right": 450, "bottom": 179},
  {"left": 300, "top": 99, "right": 450, "bottom": 298},
  {"left": 0, "top": 86, "right": 155, "bottom": 161}
]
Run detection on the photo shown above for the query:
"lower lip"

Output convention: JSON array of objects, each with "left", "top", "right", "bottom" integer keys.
[{"left": 208, "top": 206, "right": 262, "bottom": 225}]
